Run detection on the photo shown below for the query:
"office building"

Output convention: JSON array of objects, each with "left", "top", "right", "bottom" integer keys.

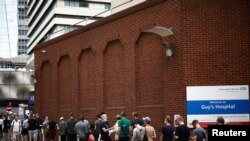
[
  {"left": 111, "top": 0, "right": 145, "bottom": 14},
  {"left": 17, "top": 0, "right": 29, "bottom": 55},
  {"left": 26, "top": 0, "right": 111, "bottom": 66}
]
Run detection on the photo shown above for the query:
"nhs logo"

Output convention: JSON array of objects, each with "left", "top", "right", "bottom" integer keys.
[{"left": 240, "top": 87, "right": 247, "bottom": 91}]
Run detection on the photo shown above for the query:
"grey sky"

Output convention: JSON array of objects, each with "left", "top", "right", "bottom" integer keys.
[{"left": 0, "top": 0, "right": 18, "bottom": 58}]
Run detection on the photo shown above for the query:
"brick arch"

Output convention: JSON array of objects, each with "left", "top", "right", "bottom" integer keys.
[
  {"left": 78, "top": 48, "right": 96, "bottom": 111},
  {"left": 57, "top": 55, "right": 72, "bottom": 113},
  {"left": 103, "top": 40, "right": 125, "bottom": 108},
  {"left": 40, "top": 61, "right": 53, "bottom": 117},
  {"left": 135, "top": 32, "right": 165, "bottom": 106}
]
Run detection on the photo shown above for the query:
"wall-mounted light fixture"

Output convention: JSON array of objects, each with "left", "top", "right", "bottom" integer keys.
[
  {"left": 162, "top": 42, "right": 173, "bottom": 57},
  {"left": 143, "top": 26, "right": 174, "bottom": 57}
]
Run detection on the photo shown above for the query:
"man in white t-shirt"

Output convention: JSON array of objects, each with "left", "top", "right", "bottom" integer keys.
[{"left": 11, "top": 115, "right": 21, "bottom": 141}]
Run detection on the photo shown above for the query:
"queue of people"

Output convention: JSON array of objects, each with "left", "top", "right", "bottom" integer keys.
[{"left": 0, "top": 111, "right": 228, "bottom": 141}]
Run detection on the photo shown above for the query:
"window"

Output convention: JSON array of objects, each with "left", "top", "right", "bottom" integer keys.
[
  {"left": 79, "top": 2, "right": 89, "bottom": 8},
  {"left": 104, "top": 3, "right": 111, "bottom": 10},
  {"left": 65, "top": 0, "right": 70, "bottom": 6},
  {"left": 70, "top": 1, "right": 75, "bottom": 7},
  {"left": 65, "top": 1, "right": 89, "bottom": 8}
]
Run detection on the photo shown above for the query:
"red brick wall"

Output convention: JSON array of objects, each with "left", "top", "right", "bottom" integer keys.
[{"left": 34, "top": 0, "right": 249, "bottom": 139}]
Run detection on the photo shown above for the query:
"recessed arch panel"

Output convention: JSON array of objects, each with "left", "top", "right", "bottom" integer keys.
[
  {"left": 135, "top": 33, "right": 165, "bottom": 106},
  {"left": 58, "top": 55, "right": 71, "bottom": 111},
  {"left": 40, "top": 61, "right": 52, "bottom": 116},
  {"left": 103, "top": 40, "right": 125, "bottom": 108},
  {"left": 78, "top": 48, "right": 96, "bottom": 110}
]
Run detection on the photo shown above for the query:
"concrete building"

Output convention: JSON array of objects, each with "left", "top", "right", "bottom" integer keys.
[
  {"left": 33, "top": 0, "right": 250, "bottom": 135},
  {"left": 26, "top": 0, "right": 111, "bottom": 66},
  {"left": 111, "top": 0, "right": 145, "bottom": 14}
]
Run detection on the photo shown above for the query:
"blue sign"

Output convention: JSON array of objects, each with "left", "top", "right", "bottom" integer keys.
[
  {"left": 187, "top": 100, "right": 249, "bottom": 115},
  {"left": 28, "top": 91, "right": 35, "bottom": 105}
]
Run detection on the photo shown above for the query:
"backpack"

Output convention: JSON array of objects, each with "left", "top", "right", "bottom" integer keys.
[
  {"left": 120, "top": 119, "right": 129, "bottom": 136},
  {"left": 88, "top": 133, "right": 95, "bottom": 141},
  {"left": 135, "top": 128, "right": 142, "bottom": 141},
  {"left": 143, "top": 127, "right": 148, "bottom": 141}
]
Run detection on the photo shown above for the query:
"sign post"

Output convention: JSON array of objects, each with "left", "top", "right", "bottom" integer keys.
[{"left": 6, "top": 102, "right": 12, "bottom": 113}]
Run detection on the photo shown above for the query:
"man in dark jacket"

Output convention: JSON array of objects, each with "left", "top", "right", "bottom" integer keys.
[{"left": 67, "top": 112, "right": 77, "bottom": 141}]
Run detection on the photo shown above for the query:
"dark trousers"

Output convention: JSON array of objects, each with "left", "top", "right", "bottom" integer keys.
[
  {"left": 67, "top": 134, "right": 77, "bottom": 141},
  {"left": 119, "top": 137, "right": 130, "bottom": 141},
  {"left": 61, "top": 135, "right": 66, "bottom": 141},
  {"left": 78, "top": 137, "right": 87, "bottom": 141}
]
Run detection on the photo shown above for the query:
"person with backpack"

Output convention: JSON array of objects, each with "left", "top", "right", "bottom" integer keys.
[
  {"left": 87, "top": 123, "right": 97, "bottom": 141},
  {"left": 118, "top": 112, "right": 131, "bottom": 141},
  {"left": 131, "top": 122, "right": 142, "bottom": 141}
]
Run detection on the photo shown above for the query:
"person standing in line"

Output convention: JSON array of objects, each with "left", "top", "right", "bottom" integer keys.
[
  {"left": 3, "top": 114, "right": 11, "bottom": 141},
  {"left": 130, "top": 122, "right": 142, "bottom": 141},
  {"left": 28, "top": 114, "right": 38, "bottom": 141},
  {"left": 100, "top": 113, "right": 114, "bottom": 141},
  {"left": 131, "top": 112, "right": 144, "bottom": 126},
  {"left": 21, "top": 115, "right": 29, "bottom": 141},
  {"left": 35, "top": 113, "right": 43, "bottom": 141},
  {"left": 11, "top": 115, "right": 22, "bottom": 141},
  {"left": 0, "top": 114, "right": 4, "bottom": 140},
  {"left": 94, "top": 113, "right": 103, "bottom": 141},
  {"left": 160, "top": 116, "right": 174, "bottom": 141},
  {"left": 118, "top": 112, "right": 132, "bottom": 141},
  {"left": 41, "top": 116, "right": 49, "bottom": 140},
  {"left": 66, "top": 112, "right": 77, "bottom": 141},
  {"left": 216, "top": 116, "right": 225, "bottom": 125},
  {"left": 74, "top": 116, "right": 89, "bottom": 141},
  {"left": 59, "top": 117, "right": 67, "bottom": 141},
  {"left": 86, "top": 123, "right": 97, "bottom": 141},
  {"left": 174, "top": 116, "right": 190, "bottom": 141},
  {"left": 190, "top": 120, "right": 206, "bottom": 141},
  {"left": 141, "top": 117, "right": 156, "bottom": 141},
  {"left": 109, "top": 114, "right": 121, "bottom": 141},
  {"left": 47, "top": 118, "right": 57, "bottom": 141}
]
